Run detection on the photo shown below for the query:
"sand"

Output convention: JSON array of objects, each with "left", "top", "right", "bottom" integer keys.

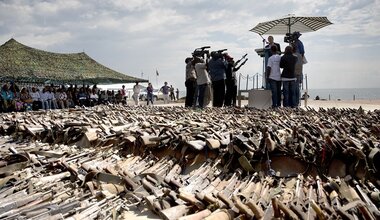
[
  {"left": 302, "top": 99, "right": 380, "bottom": 111},
  {"left": 151, "top": 99, "right": 380, "bottom": 111}
]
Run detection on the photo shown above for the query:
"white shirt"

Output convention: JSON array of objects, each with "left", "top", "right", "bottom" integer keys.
[
  {"left": 195, "top": 63, "right": 211, "bottom": 85},
  {"left": 90, "top": 93, "right": 98, "bottom": 99},
  {"left": 40, "top": 92, "right": 49, "bottom": 101},
  {"left": 30, "top": 91, "right": 41, "bottom": 101},
  {"left": 267, "top": 54, "right": 281, "bottom": 81},
  {"left": 133, "top": 85, "right": 141, "bottom": 94},
  {"left": 47, "top": 92, "right": 55, "bottom": 100}
]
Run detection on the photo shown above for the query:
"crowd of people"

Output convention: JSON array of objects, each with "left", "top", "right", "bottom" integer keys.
[
  {"left": 185, "top": 31, "right": 305, "bottom": 109},
  {"left": 185, "top": 48, "right": 247, "bottom": 108},
  {"left": 2, "top": 34, "right": 304, "bottom": 112},
  {"left": 131, "top": 82, "right": 178, "bottom": 106},
  {"left": 0, "top": 81, "right": 182, "bottom": 112},
  {"left": 0, "top": 83, "right": 129, "bottom": 112},
  {"left": 265, "top": 32, "right": 304, "bottom": 108}
]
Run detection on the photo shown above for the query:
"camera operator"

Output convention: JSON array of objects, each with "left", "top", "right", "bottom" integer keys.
[
  {"left": 292, "top": 32, "right": 304, "bottom": 58},
  {"left": 193, "top": 57, "right": 211, "bottom": 108},
  {"left": 208, "top": 51, "right": 227, "bottom": 107},
  {"left": 185, "top": 57, "right": 197, "bottom": 107}
]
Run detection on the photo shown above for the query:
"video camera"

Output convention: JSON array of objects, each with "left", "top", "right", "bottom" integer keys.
[
  {"left": 211, "top": 49, "right": 227, "bottom": 59},
  {"left": 284, "top": 32, "right": 297, "bottom": 43},
  {"left": 192, "top": 46, "right": 210, "bottom": 58}
]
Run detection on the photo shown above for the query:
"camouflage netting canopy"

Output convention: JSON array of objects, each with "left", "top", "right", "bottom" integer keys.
[{"left": 0, "top": 38, "right": 147, "bottom": 84}]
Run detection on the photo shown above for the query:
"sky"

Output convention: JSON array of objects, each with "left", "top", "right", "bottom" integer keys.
[{"left": 0, "top": 0, "right": 379, "bottom": 91}]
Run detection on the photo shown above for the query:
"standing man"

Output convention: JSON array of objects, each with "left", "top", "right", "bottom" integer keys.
[
  {"left": 185, "top": 57, "right": 197, "bottom": 107},
  {"left": 169, "top": 85, "right": 175, "bottom": 101},
  {"left": 224, "top": 54, "right": 235, "bottom": 107},
  {"left": 160, "top": 82, "right": 170, "bottom": 104},
  {"left": 208, "top": 52, "right": 227, "bottom": 107},
  {"left": 146, "top": 83, "right": 154, "bottom": 106},
  {"left": 193, "top": 57, "right": 211, "bottom": 108},
  {"left": 120, "top": 85, "right": 127, "bottom": 105},
  {"left": 132, "top": 82, "right": 141, "bottom": 106},
  {"left": 176, "top": 88, "right": 179, "bottom": 101},
  {"left": 292, "top": 32, "right": 305, "bottom": 106},
  {"left": 280, "top": 46, "right": 298, "bottom": 108},
  {"left": 266, "top": 45, "right": 282, "bottom": 108},
  {"left": 264, "top": 36, "right": 281, "bottom": 89}
]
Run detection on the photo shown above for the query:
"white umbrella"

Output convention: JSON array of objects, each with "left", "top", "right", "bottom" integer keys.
[{"left": 250, "top": 14, "right": 333, "bottom": 35}]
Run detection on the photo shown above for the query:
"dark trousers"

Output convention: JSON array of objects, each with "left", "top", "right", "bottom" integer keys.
[
  {"left": 32, "top": 101, "right": 42, "bottom": 110},
  {"left": 295, "top": 74, "right": 303, "bottom": 106},
  {"left": 282, "top": 80, "right": 296, "bottom": 108},
  {"left": 185, "top": 79, "right": 196, "bottom": 107},
  {"left": 224, "top": 79, "right": 235, "bottom": 106},
  {"left": 269, "top": 79, "right": 282, "bottom": 107},
  {"left": 231, "top": 85, "right": 237, "bottom": 106},
  {"left": 212, "top": 79, "right": 225, "bottom": 107},
  {"left": 197, "top": 84, "right": 207, "bottom": 108}
]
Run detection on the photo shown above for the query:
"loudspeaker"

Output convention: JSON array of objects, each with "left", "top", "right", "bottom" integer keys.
[{"left": 248, "top": 89, "right": 272, "bottom": 109}]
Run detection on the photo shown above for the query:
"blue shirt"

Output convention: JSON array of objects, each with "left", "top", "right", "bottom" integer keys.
[
  {"left": 208, "top": 58, "right": 227, "bottom": 82},
  {"left": 295, "top": 39, "right": 304, "bottom": 55}
]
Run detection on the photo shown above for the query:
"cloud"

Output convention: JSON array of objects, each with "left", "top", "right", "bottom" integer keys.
[{"left": 0, "top": 0, "right": 379, "bottom": 90}]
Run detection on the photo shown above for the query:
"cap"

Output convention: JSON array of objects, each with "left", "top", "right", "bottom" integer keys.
[
  {"left": 224, "top": 53, "right": 233, "bottom": 61},
  {"left": 293, "top": 31, "right": 302, "bottom": 38}
]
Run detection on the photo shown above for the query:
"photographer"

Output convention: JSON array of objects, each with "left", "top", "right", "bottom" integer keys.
[
  {"left": 292, "top": 31, "right": 304, "bottom": 106},
  {"left": 292, "top": 32, "right": 304, "bottom": 57},
  {"left": 208, "top": 50, "right": 227, "bottom": 107},
  {"left": 185, "top": 57, "right": 197, "bottom": 107},
  {"left": 193, "top": 57, "right": 211, "bottom": 108}
]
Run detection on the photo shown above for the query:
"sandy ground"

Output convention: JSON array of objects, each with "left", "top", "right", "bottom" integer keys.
[
  {"left": 137, "top": 99, "right": 380, "bottom": 111},
  {"left": 302, "top": 99, "right": 380, "bottom": 111}
]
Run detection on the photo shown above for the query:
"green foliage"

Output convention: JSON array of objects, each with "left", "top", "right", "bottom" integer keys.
[{"left": 0, "top": 39, "right": 147, "bottom": 84}]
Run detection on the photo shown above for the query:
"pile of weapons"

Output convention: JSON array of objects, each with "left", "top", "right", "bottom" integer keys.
[{"left": 0, "top": 105, "right": 380, "bottom": 219}]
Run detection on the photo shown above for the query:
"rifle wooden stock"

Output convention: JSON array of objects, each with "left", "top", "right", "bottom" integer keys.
[
  {"left": 201, "top": 193, "right": 218, "bottom": 204},
  {"left": 217, "top": 192, "right": 234, "bottom": 208},
  {"left": 232, "top": 194, "right": 254, "bottom": 217},
  {"left": 178, "top": 191, "right": 206, "bottom": 210},
  {"left": 121, "top": 174, "right": 139, "bottom": 191},
  {"left": 141, "top": 178, "right": 156, "bottom": 194},
  {"left": 145, "top": 195, "right": 162, "bottom": 214},
  {"left": 310, "top": 200, "right": 328, "bottom": 220},
  {"left": 169, "top": 178, "right": 183, "bottom": 188},
  {"left": 159, "top": 204, "right": 190, "bottom": 220},
  {"left": 178, "top": 209, "right": 212, "bottom": 220},
  {"left": 275, "top": 198, "right": 298, "bottom": 220},
  {"left": 164, "top": 164, "right": 182, "bottom": 184},
  {"left": 290, "top": 203, "right": 307, "bottom": 220},
  {"left": 246, "top": 200, "right": 264, "bottom": 219},
  {"left": 204, "top": 209, "right": 235, "bottom": 220},
  {"left": 33, "top": 171, "right": 71, "bottom": 186}
]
